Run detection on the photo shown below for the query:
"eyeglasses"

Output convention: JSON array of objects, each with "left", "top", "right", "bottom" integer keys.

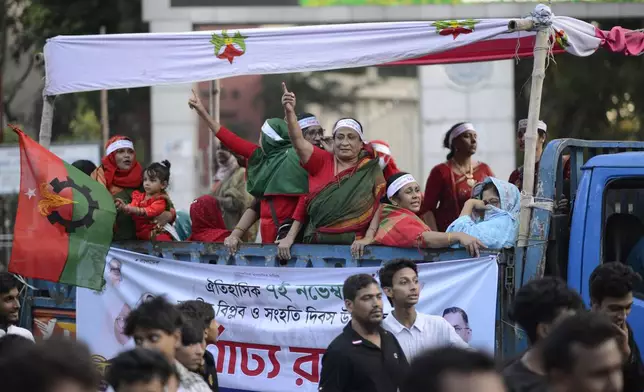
[{"left": 454, "top": 326, "right": 472, "bottom": 333}]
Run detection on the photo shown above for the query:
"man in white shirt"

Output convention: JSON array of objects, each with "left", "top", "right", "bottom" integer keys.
[
  {"left": 0, "top": 272, "right": 34, "bottom": 342},
  {"left": 379, "top": 260, "right": 467, "bottom": 362}
]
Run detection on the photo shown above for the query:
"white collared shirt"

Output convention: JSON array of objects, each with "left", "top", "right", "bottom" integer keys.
[{"left": 381, "top": 311, "right": 468, "bottom": 361}]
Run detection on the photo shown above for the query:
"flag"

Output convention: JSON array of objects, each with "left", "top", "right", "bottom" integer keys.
[{"left": 9, "top": 126, "right": 116, "bottom": 290}]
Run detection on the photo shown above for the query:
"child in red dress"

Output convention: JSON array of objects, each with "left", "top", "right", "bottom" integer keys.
[{"left": 115, "top": 160, "right": 174, "bottom": 241}]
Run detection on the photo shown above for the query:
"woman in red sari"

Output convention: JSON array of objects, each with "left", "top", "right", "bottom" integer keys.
[
  {"left": 373, "top": 172, "right": 483, "bottom": 256},
  {"left": 188, "top": 195, "right": 231, "bottom": 242},
  {"left": 282, "top": 83, "right": 385, "bottom": 259},
  {"left": 421, "top": 122, "right": 494, "bottom": 232}
]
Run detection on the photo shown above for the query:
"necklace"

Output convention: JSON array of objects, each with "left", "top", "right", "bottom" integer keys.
[{"left": 451, "top": 159, "right": 476, "bottom": 187}]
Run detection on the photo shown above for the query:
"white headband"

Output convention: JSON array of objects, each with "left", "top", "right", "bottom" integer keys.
[
  {"left": 387, "top": 174, "right": 417, "bottom": 200},
  {"left": 371, "top": 142, "right": 391, "bottom": 156},
  {"left": 448, "top": 123, "right": 475, "bottom": 148},
  {"left": 298, "top": 116, "right": 320, "bottom": 130},
  {"left": 105, "top": 139, "right": 134, "bottom": 156},
  {"left": 518, "top": 119, "right": 547, "bottom": 132},
  {"left": 261, "top": 120, "right": 283, "bottom": 141},
  {"left": 333, "top": 119, "right": 365, "bottom": 142}
]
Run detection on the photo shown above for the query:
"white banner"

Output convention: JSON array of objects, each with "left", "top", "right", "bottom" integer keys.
[
  {"left": 44, "top": 6, "right": 601, "bottom": 95},
  {"left": 77, "top": 248, "right": 499, "bottom": 392}
]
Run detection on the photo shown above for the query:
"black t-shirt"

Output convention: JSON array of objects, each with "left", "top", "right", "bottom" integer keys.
[
  {"left": 502, "top": 357, "right": 549, "bottom": 392},
  {"left": 319, "top": 323, "right": 409, "bottom": 392}
]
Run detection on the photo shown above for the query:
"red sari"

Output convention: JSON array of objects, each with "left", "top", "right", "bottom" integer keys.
[
  {"left": 374, "top": 204, "right": 430, "bottom": 248},
  {"left": 421, "top": 161, "right": 494, "bottom": 232},
  {"left": 188, "top": 195, "right": 231, "bottom": 242}
]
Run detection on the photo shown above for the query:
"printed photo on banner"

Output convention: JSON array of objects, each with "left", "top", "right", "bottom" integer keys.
[{"left": 77, "top": 248, "right": 498, "bottom": 392}]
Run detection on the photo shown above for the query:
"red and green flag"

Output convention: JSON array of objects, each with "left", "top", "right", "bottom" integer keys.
[{"left": 9, "top": 126, "right": 116, "bottom": 290}]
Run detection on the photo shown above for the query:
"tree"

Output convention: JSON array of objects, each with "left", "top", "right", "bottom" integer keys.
[
  {"left": 3, "top": 0, "right": 148, "bottom": 145},
  {"left": 514, "top": 18, "right": 644, "bottom": 147}
]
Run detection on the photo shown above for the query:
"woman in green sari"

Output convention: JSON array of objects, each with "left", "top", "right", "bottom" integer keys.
[{"left": 281, "top": 83, "right": 384, "bottom": 258}]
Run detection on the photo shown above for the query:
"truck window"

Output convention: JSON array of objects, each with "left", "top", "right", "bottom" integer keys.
[{"left": 602, "top": 179, "right": 644, "bottom": 297}]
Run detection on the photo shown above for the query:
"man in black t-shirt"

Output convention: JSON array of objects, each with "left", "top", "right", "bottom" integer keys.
[
  {"left": 590, "top": 262, "right": 644, "bottom": 392},
  {"left": 502, "top": 277, "right": 584, "bottom": 392},
  {"left": 319, "top": 274, "right": 409, "bottom": 392}
]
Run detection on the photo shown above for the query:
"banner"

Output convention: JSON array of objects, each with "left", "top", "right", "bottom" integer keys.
[
  {"left": 77, "top": 248, "right": 499, "bottom": 392},
  {"left": 44, "top": 7, "right": 605, "bottom": 96}
]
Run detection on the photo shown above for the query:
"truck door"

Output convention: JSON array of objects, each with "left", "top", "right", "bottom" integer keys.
[{"left": 578, "top": 169, "right": 644, "bottom": 351}]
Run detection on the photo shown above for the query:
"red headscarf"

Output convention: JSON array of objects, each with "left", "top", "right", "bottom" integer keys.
[
  {"left": 102, "top": 135, "right": 143, "bottom": 189},
  {"left": 188, "top": 195, "right": 231, "bottom": 242}
]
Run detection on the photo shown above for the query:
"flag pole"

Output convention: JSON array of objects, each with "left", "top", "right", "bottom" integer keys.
[
  {"left": 38, "top": 95, "right": 55, "bottom": 149},
  {"left": 208, "top": 79, "right": 221, "bottom": 191},
  {"left": 509, "top": 12, "right": 551, "bottom": 277}
]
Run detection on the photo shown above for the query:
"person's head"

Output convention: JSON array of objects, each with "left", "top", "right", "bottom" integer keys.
[
  {"left": 589, "top": 262, "right": 642, "bottom": 328},
  {"left": 0, "top": 334, "right": 33, "bottom": 357},
  {"left": 343, "top": 274, "right": 383, "bottom": 327},
  {"left": 0, "top": 272, "right": 21, "bottom": 326},
  {"left": 543, "top": 312, "right": 623, "bottom": 392},
  {"left": 379, "top": 260, "right": 419, "bottom": 308},
  {"left": 0, "top": 338, "right": 100, "bottom": 392},
  {"left": 143, "top": 160, "right": 171, "bottom": 195},
  {"left": 107, "top": 348, "right": 179, "bottom": 392},
  {"left": 108, "top": 258, "right": 123, "bottom": 287},
  {"left": 508, "top": 277, "right": 585, "bottom": 345},
  {"left": 385, "top": 172, "right": 422, "bottom": 213},
  {"left": 332, "top": 118, "right": 365, "bottom": 162},
  {"left": 443, "top": 122, "right": 477, "bottom": 160},
  {"left": 298, "top": 113, "right": 324, "bottom": 148},
  {"left": 480, "top": 182, "right": 500, "bottom": 208},
  {"left": 124, "top": 296, "right": 183, "bottom": 362},
  {"left": 516, "top": 119, "right": 547, "bottom": 153},
  {"left": 442, "top": 307, "right": 472, "bottom": 343},
  {"left": 403, "top": 347, "right": 505, "bottom": 392},
  {"left": 105, "top": 136, "right": 136, "bottom": 171},
  {"left": 177, "top": 300, "right": 219, "bottom": 345},
  {"left": 72, "top": 160, "right": 97, "bottom": 176},
  {"left": 175, "top": 318, "right": 206, "bottom": 372}
]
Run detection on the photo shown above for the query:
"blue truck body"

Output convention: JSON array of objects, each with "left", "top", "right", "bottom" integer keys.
[{"left": 22, "top": 138, "right": 644, "bottom": 359}]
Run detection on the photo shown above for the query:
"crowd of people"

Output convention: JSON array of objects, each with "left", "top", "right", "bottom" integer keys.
[
  {"left": 74, "top": 83, "right": 562, "bottom": 258},
  {"left": 0, "top": 260, "right": 642, "bottom": 392}
]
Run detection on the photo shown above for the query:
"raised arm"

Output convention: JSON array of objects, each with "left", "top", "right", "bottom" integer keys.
[
  {"left": 189, "top": 89, "right": 221, "bottom": 135},
  {"left": 282, "top": 82, "right": 314, "bottom": 164}
]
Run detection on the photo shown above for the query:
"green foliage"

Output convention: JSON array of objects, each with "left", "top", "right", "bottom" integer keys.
[
  {"left": 1, "top": 125, "right": 20, "bottom": 144},
  {"left": 57, "top": 97, "right": 101, "bottom": 142},
  {"left": 515, "top": 18, "right": 644, "bottom": 146}
]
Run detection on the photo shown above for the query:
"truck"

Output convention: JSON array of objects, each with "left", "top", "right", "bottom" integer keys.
[{"left": 21, "top": 137, "right": 644, "bottom": 358}]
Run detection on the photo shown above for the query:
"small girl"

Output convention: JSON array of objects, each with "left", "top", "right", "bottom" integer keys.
[{"left": 115, "top": 160, "right": 174, "bottom": 241}]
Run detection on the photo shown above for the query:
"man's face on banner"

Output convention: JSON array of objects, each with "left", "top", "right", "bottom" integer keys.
[
  {"left": 108, "top": 259, "right": 123, "bottom": 287},
  {"left": 387, "top": 267, "right": 420, "bottom": 307},
  {"left": 444, "top": 311, "right": 472, "bottom": 343}
]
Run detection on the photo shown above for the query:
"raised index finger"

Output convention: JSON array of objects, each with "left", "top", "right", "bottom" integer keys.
[{"left": 281, "top": 82, "right": 289, "bottom": 94}]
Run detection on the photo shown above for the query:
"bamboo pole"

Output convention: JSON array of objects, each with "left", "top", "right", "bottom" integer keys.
[
  {"left": 100, "top": 26, "right": 109, "bottom": 149},
  {"left": 38, "top": 95, "right": 55, "bottom": 149},
  {"left": 208, "top": 79, "right": 221, "bottom": 190},
  {"left": 515, "top": 26, "right": 551, "bottom": 258}
]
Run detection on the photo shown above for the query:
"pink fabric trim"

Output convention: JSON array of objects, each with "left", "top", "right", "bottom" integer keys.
[{"left": 596, "top": 27, "right": 644, "bottom": 56}]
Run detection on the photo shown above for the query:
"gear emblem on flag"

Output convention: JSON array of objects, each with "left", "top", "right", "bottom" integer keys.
[
  {"left": 211, "top": 30, "right": 247, "bottom": 64},
  {"left": 44, "top": 177, "right": 99, "bottom": 233},
  {"left": 432, "top": 19, "right": 479, "bottom": 40}
]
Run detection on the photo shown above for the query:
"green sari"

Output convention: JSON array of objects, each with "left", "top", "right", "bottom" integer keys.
[
  {"left": 303, "top": 151, "right": 385, "bottom": 244},
  {"left": 246, "top": 118, "right": 308, "bottom": 197}
]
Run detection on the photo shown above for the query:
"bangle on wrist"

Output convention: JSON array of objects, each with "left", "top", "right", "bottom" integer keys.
[
  {"left": 234, "top": 226, "right": 246, "bottom": 233},
  {"left": 447, "top": 233, "right": 452, "bottom": 245}
]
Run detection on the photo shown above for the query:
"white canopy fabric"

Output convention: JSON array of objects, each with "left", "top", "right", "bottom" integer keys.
[{"left": 43, "top": 5, "right": 600, "bottom": 96}]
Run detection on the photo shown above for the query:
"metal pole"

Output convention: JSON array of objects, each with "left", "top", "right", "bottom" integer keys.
[
  {"left": 516, "top": 27, "right": 550, "bottom": 263},
  {"left": 208, "top": 79, "right": 221, "bottom": 190},
  {"left": 100, "top": 26, "right": 109, "bottom": 149}
]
